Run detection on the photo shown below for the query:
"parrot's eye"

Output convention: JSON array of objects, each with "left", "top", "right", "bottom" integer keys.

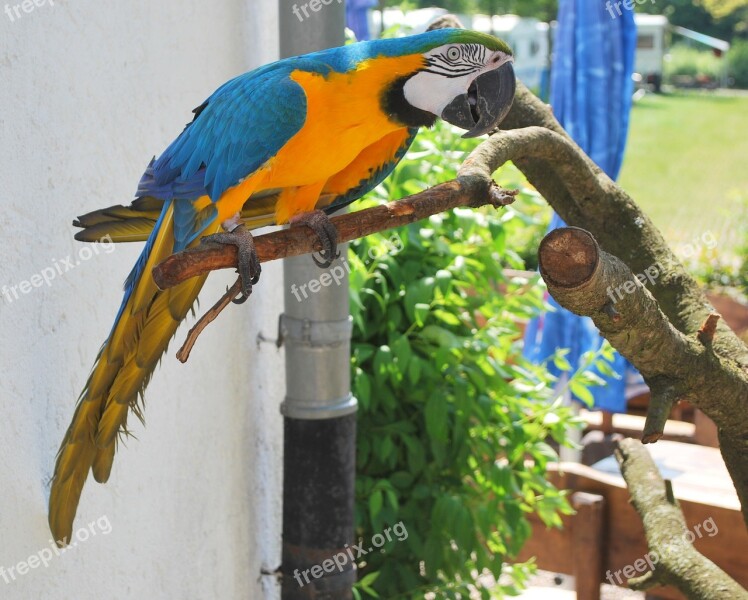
[{"left": 446, "top": 47, "right": 460, "bottom": 61}]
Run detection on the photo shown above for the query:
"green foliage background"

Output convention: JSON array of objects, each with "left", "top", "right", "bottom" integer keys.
[
  {"left": 664, "top": 44, "right": 724, "bottom": 82},
  {"left": 349, "top": 123, "right": 614, "bottom": 598},
  {"left": 379, "top": 0, "right": 748, "bottom": 40}
]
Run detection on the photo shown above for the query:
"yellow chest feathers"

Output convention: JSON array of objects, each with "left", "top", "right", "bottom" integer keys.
[{"left": 261, "top": 54, "right": 426, "bottom": 187}]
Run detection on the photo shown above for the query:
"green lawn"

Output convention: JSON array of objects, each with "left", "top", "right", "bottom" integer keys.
[{"left": 619, "top": 92, "right": 748, "bottom": 254}]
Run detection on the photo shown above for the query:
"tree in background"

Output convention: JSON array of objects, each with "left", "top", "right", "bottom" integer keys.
[
  {"left": 634, "top": 0, "right": 747, "bottom": 39},
  {"left": 382, "top": 0, "right": 748, "bottom": 40}
]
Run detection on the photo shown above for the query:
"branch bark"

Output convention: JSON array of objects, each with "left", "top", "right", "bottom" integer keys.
[
  {"left": 151, "top": 79, "right": 748, "bottom": 528},
  {"left": 615, "top": 438, "right": 748, "bottom": 599},
  {"left": 537, "top": 227, "right": 748, "bottom": 522},
  {"left": 152, "top": 180, "right": 516, "bottom": 289},
  {"left": 493, "top": 82, "right": 748, "bottom": 528}
]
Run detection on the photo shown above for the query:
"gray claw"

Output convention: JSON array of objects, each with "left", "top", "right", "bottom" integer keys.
[
  {"left": 202, "top": 225, "right": 261, "bottom": 300},
  {"left": 292, "top": 210, "right": 339, "bottom": 269}
]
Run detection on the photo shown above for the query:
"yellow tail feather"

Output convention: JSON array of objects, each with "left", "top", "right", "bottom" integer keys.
[
  {"left": 49, "top": 203, "right": 220, "bottom": 545},
  {"left": 73, "top": 192, "right": 283, "bottom": 243}
]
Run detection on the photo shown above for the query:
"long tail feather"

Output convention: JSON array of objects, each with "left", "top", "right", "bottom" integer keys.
[
  {"left": 73, "top": 191, "right": 284, "bottom": 243},
  {"left": 49, "top": 202, "right": 219, "bottom": 545}
]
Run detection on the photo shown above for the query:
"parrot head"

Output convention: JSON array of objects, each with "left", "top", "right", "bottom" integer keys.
[{"left": 383, "top": 29, "right": 516, "bottom": 138}]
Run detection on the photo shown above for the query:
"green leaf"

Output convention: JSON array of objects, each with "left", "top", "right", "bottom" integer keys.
[
  {"left": 414, "top": 303, "right": 430, "bottom": 327},
  {"left": 391, "top": 335, "right": 412, "bottom": 372},
  {"left": 369, "top": 490, "right": 383, "bottom": 521},
  {"left": 407, "top": 357, "right": 422, "bottom": 385},
  {"left": 425, "top": 396, "right": 449, "bottom": 442},
  {"left": 420, "top": 325, "right": 460, "bottom": 349},
  {"left": 359, "top": 571, "right": 380, "bottom": 588},
  {"left": 433, "top": 309, "right": 461, "bottom": 326},
  {"left": 569, "top": 380, "right": 595, "bottom": 407}
]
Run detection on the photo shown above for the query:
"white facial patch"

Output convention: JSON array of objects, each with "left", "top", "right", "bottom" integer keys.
[{"left": 403, "top": 45, "right": 512, "bottom": 117}]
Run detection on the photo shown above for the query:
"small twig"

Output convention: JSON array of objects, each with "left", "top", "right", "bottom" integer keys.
[
  {"left": 602, "top": 301, "right": 621, "bottom": 322},
  {"left": 642, "top": 379, "right": 681, "bottom": 444},
  {"left": 176, "top": 278, "right": 243, "bottom": 363},
  {"left": 698, "top": 313, "right": 721, "bottom": 345}
]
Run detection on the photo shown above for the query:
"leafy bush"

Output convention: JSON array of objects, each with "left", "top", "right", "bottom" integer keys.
[
  {"left": 350, "top": 122, "right": 609, "bottom": 598},
  {"left": 729, "top": 40, "right": 748, "bottom": 89},
  {"left": 664, "top": 44, "right": 723, "bottom": 84}
]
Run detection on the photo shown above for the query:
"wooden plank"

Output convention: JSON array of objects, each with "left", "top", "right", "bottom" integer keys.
[
  {"left": 580, "top": 409, "right": 695, "bottom": 443},
  {"left": 515, "top": 454, "right": 748, "bottom": 598},
  {"left": 572, "top": 492, "right": 605, "bottom": 600}
]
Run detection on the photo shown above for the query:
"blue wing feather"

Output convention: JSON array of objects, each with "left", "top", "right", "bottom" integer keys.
[{"left": 150, "top": 63, "right": 309, "bottom": 203}]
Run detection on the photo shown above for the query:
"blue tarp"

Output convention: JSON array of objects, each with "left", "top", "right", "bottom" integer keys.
[
  {"left": 523, "top": 0, "right": 642, "bottom": 413},
  {"left": 346, "top": 0, "right": 376, "bottom": 41}
]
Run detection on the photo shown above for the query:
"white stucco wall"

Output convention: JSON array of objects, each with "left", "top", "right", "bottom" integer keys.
[{"left": 0, "top": 1, "right": 283, "bottom": 598}]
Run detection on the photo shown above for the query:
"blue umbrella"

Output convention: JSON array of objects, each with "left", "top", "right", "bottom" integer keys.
[{"left": 523, "top": 0, "right": 641, "bottom": 413}]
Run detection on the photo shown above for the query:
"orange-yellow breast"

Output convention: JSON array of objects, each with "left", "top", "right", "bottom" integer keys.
[{"left": 213, "top": 53, "right": 426, "bottom": 224}]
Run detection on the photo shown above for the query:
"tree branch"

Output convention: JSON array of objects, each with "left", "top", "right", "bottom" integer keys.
[
  {"left": 152, "top": 180, "right": 516, "bottom": 290},
  {"left": 537, "top": 227, "right": 748, "bottom": 523},
  {"left": 615, "top": 438, "right": 747, "bottom": 599},
  {"left": 151, "top": 77, "right": 748, "bottom": 527},
  {"left": 500, "top": 82, "right": 748, "bottom": 368}
]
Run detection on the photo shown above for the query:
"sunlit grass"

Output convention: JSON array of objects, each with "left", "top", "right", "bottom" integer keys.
[{"left": 619, "top": 91, "right": 748, "bottom": 254}]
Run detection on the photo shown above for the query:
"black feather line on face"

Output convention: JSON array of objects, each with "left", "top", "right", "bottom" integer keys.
[
  {"left": 424, "top": 43, "right": 489, "bottom": 78},
  {"left": 381, "top": 75, "right": 437, "bottom": 129}
]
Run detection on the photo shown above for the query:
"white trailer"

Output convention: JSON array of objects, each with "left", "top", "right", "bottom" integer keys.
[
  {"left": 634, "top": 14, "right": 669, "bottom": 91},
  {"left": 471, "top": 14, "right": 550, "bottom": 91}
]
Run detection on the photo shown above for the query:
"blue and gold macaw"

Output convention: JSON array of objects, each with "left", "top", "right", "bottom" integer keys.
[{"left": 49, "top": 28, "right": 515, "bottom": 543}]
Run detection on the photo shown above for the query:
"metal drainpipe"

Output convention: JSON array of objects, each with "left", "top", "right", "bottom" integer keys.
[{"left": 278, "top": 4, "right": 357, "bottom": 599}]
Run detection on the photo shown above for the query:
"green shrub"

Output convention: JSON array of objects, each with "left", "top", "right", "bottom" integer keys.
[
  {"left": 729, "top": 40, "right": 748, "bottom": 89},
  {"left": 688, "top": 194, "right": 748, "bottom": 299},
  {"left": 665, "top": 44, "right": 723, "bottom": 83},
  {"left": 350, "top": 122, "right": 610, "bottom": 598}
]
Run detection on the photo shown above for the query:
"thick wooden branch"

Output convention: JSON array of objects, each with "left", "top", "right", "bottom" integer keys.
[
  {"left": 426, "top": 12, "right": 748, "bottom": 532},
  {"left": 500, "top": 82, "right": 748, "bottom": 369},
  {"left": 152, "top": 180, "right": 515, "bottom": 289},
  {"left": 615, "top": 438, "right": 747, "bottom": 599},
  {"left": 537, "top": 227, "right": 748, "bottom": 439},
  {"left": 150, "top": 74, "right": 748, "bottom": 526},
  {"left": 538, "top": 227, "right": 748, "bottom": 523}
]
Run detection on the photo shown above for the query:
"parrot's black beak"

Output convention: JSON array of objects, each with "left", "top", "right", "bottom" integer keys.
[{"left": 441, "top": 61, "right": 516, "bottom": 138}]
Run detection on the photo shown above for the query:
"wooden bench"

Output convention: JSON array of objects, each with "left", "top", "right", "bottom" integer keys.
[{"left": 516, "top": 441, "right": 748, "bottom": 599}]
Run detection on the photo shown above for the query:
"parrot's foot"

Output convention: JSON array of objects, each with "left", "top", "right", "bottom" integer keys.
[
  {"left": 289, "top": 210, "right": 340, "bottom": 268},
  {"left": 202, "top": 224, "right": 261, "bottom": 304}
]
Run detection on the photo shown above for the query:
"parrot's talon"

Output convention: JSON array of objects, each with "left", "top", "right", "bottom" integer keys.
[
  {"left": 232, "top": 292, "right": 251, "bottom": 305},
  {"left": 290, "top": 210, "right": 339, "bottom": 269},
  {"left": 202, "top": 224, "right": 261, "bottom": 300},
  {"left": 311, "top": 248, "right": 341, "bottom": 269}
]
